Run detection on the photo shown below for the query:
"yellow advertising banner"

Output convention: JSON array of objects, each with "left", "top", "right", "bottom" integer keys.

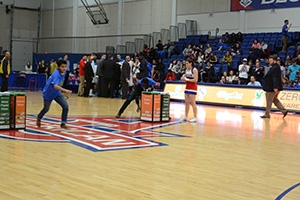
[{"left": 164, "top": 83, "right": 300, "bottom": 112}]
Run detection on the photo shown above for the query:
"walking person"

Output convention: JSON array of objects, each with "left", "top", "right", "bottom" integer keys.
[
  {"left": 0, "top": 52, "right": 11, "bottom": 92},
  {"left": 180, "top": 58, "right": 198, "bottom": 123},
  {"left": 261, "top": 56, "right": 288, "bottom": 119},
  {"left": 36, "top": 59, "right": 72, "bottom": 129}
]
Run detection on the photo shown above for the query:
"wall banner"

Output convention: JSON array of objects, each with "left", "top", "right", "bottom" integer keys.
[{"left": 231, "top": 0, "right": 300, "bottom": 11}]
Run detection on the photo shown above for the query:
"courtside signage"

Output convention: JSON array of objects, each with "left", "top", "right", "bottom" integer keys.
[
  {"left": 0, "top": 115, "right": 186, "bottom": 152},
  {"left": 164, "top": 83, "right": 300, "bottom": 112},
  {"left": 231, "top": 0, "right": 300, "bottom": 11}
]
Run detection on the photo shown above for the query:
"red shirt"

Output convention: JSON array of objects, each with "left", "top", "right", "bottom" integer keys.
[
  {"left": 79, "top": 58, "right": 86, "bottom": 76},
  {"left": 165, "top": 72, "right": 176, "bottom": 81}
]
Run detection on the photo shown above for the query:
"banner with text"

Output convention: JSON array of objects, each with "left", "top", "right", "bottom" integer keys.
[
  {"left": 164, "top": 83, "right": 300, "bottom": 112},
  {"left": 231, "top": 0, "right": 300, "bottom": 11}
]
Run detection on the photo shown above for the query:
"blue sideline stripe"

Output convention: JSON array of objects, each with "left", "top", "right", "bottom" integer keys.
[{"left": 275, "top": 182, "right": 300, "bottom": 200}]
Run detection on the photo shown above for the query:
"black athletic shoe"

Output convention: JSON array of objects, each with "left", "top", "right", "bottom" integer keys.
[{"left": 283, "top": 111, "right": 288, "bottom": 118}]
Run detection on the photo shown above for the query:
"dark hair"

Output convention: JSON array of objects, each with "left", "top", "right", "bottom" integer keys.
[
  {"left": 186, "top": 58, "right": 195, "bottom": 67},
  {"left": 108, "top": 54, "right": 113, "bottom": 59},
  {"left": 57, "top": 59, "right": 67, "bottom": 67},
  {"left": 141, "top": 77, "right": 149, "bottom": 84},
  {"left": 284, "top": 19, "right": 288, "bottom": 23}
]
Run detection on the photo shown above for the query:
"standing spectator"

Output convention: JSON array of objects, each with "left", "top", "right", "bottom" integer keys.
[
  {"left": 261, "top": 56, "right": 288, "bottom": 118},
  {"left": 102, "top": 55, "right": 116, "bottom": 98},
  {"left": 247, "top": 76, "right": 261, "bottom": 86},
  {"left": 238, "top": 58, "right": 250, "bottom": 84},
  {"left": 282, "top": 19, "right": 292, "bottom": 51},
  {"left": 83, "top": 57, "right": 94, "bottom": 97},
  {"left": 62, "top": 54, "right": 70, "bottom": 88},
  {"left": 77, "top": 55, "right": 87, "bottom": 96},
  {"left": 120, "top": 56, "right": 131, "bottom": 99},
  {"left": 96, "top": 53, "right": 106, "bottom": 97},
  {"left": 138, "top": 53, "right": 148, "bottom": 79},
  {"left": 0, "top": 52, "right": 11, "bottom": 92}
]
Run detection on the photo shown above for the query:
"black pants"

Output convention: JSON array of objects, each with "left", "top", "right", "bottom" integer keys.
[
  {"left": 103, "top": 77, "right": 115, "bottom": 98},
  {"left": 97, "top": 76, "right": 104, "bottom": 97},
  {"left": 62, "top": 71, "right": 70, "bottom": 88},
  {"left": 118, "top": 92, "right": 138, "bottom": 115},
  {"left": 0, "top": 74, "right": 8, "bottom": 92},
  {"left": 121, "top": 80, "right": 129, "bottom": 99},
  {"left": 84, "top": 78, "right": 92, "bottom": 97}
]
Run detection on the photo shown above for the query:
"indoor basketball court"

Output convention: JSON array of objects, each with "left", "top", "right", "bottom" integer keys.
[{"left": 0, "top": 91, "right": 300, "bottom": 199}]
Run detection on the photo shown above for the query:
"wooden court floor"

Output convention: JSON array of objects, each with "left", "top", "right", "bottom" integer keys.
[{"left": 1, "top": 91, "right": 300, "bottom": 200}]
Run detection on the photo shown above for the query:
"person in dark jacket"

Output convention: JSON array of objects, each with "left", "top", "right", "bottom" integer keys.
[
  {"left": 83, "top": 57, "right": 94, "bottom": 97},
  {"left": 102, "top": 55, "right": 116, "bottom": 98},
  {"left": 120, "top": 55, "right": 131, "bottom": 99},
  {"left": 138, "top": 53, "right": 148, "bottom": 79},
  {"left": 261, "top": 56, "right": 288, "bottom": 118}
]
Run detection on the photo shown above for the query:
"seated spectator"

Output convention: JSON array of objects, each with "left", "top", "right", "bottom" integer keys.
[
  {"left": 37, "top": 60, "right": 47, "bottom": 74},
  {"left": 183, "top": 44, "right": 192, "bottom": 57},
  {"left": 230, "top": 32, "right": 237, "bottom": 44},
  {"left": 156, "top": 40, "right": 163, "bottom": 51},
  {"left": 152, "top": 69, "right": 163, "bottom": 89},
  {"left": 277, "top": 58, "right": 286, "bottom": 79},
  {"left": 232, "top": 76, "right": 240, "bottom": 84},
  {"left": 259, "top": 40, "right": 269, "bottom": 59},
  {"left": 249, "top": 39, "right": 261, "bottom": 61},
  {"left": 205, "top": 43, "right": 212, "bottom": 54},
  {"left": 222, "top": 51, "right": 232, "bottom": 68},
  {"left": 287, "top": 58, "right": 300, "bottom": 82},
  {"left": 223, "top": 32, "right": 230, "bottom": 44},
  {"left": 250, "top": 59, "right": 263, "bottom": 84},
  {"left": 155, "top": 58, "right": 165, "bottom": 76},
  {"left": 143, "top": 44, "right": 150, "bottom": 58},
  {"left": 168, "top": 60, "right": 177, "bottom": 71},
  {"left": 251, "top": 39, "right": 261, "bottom": 49},
  {"left": 198, "top": 44, "right": 205, "bottom": 53},
  {"left": 203, "top": 52, "right": 210, "bottom": 63},
  {"left": 164, "top": 69, "right": 176, "bottom": 81},
  {"left": 247, "top": 76, "right": 261, "bottom": 86},
  {"left": 285, "top": 55, "right": 292, "bottom": 68},
  {"left": 201, "top": 61, "right": 215, "bottom": 83},
  {"left": 172, "top": 60, "right": 182, "bottom": 80},
  {"left": 209, "top": 52, "right": 218, "bottom": 64},
  {"left": 197, "top": 51, "right": 204, "bottom": 63},
  {"left": 180, "top": 60, "right": 186, "bottom": 77},
  {"left": 227, "top": 70, "right": 236, "bottom": 83},
  {"left": 230, "top": 43, "right": 243, "bottom": 56},
  {"left": 296, "top": 54, "right": 300, "bottom": 66},
  {"left": 237, "top": 32, "right": 243, "bottom": 43},
  {"left": 217, "top": 39, "right": 226, "bottom": 51},
  {"left": 163, "top": 39, "right": 171, "bottom": 58},
  {"left": 294, "top": 46, "right": 300, "bottom": 58},
  {"left": 25, "top": 61, "right": 32, "bottom": 73},
  {"left": 238, "top": 58, "right": 250, "bottom": 85},
  {"left": 168, "top": 41, "right": 178, "bottom": 57},
  {"left": 219, "top": 76, "right": 228, "bottom": 84}
]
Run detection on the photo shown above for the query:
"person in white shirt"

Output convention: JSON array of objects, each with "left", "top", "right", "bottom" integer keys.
[
  {"left": 24, "top": 61, "right": 32, "bottom": 73},
  {"left": 247, "top": 76, "right": 261, "bottom": 86},
  {"left": 238, "top": 58, "right": 250, "bottom": 84}
]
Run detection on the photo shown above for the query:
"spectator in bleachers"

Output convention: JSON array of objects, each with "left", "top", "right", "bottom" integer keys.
[
  {"left": 152, "top": 69, "right": 163, "bottom": 89},
  {"left": 276, "top": 58, "right": 286, "bottom": 79},
  {"left": 164, "top": 69, "right": 176, "bottom": 81},
  {"left": 248, "top": 60, "right": 255, "bottom": 76},
  {"left": 251, "top": 39, "right": 261, "bottom": 49},
  {"left": 285, "top": 55, "right": 292, "bottom": 68},
  {"left": 209, "top": 52, "right": 218, "bottom": 64},
  {"left": 259, "top": 40, "right": 269, "bottom": 59},
  {"left": 167, "top": 41, "right": 178, "bottom": 58},
  {"left": 149, "top": 47, "right": 158, "bottom": 61},
  {"left": 222, "top": 71, "right": 228, "bottom": 80},
  {"left": 180, "top": 60, "right": 186, "bottom": 76},
  {"left": 163, "top": 39, "right": 171, "bottom": 58},
  {"left": 237, "top": 32, "right": 243, "bottom": 44},
  {"left": 25, "top": 61, "right": 32, "bottom": 73},
  {"left": 197, "top": 51, "right": 204, "bottom": 64},
  {"left": 217, "top": 39, "right": 226, "bottom": 51},
  {"left": 183, "top": 44, "right": 192, "bottom": 57},
  {"left": 204, "top": 52, "right": 210, "bottom": 63},
  {"left": 287, "top": 58, "right": 300, "bottom": 82},
  {"left": 263, "top": 59, "right": 271, "bottom": 77},
  {"left": 230, "top": 43, "right": 243, "bottom": 56},
  {"left": 223, "top": 32, "right": 230, "bottom": 44},
  {"left": 294, "top": 46, "right": 300, "bottom": 58},
  {"left": 219, "top": 76, "right": 228, "bottom": 84},
  {"left": 168, "top": 60, "right": 177, "bottom": 71},
  {"left": 247, "top": 76, "right": 261, "bottom": 86},
  {"left": 156, "top": 40, "right": 163, "bottom": 51},
  {"left": 250, "top": 59, "right": 263, "bottom": 84},
  {"left": 249, "top": 39, "right": 261, "bottom": 61},
  {"left": 232, "top": 76, "right": 240, "bottom": 84},
  {"left": 138, "top": 53, "right": 148, "bottom": 78},
  {"left": 205, "top": 43, "right": 212, "bottom": 54},
  {"left": 201, "top": 61, "right": 215, "bottom": 83},
  {"left": 296, "top": 54, "right": 300, "bottom": 65},
  {"left": 230, "top": 32, "right": 237, "bottom": 44},
  {"left": 227, "top": 70, "right": 236, "bottom": 83},
  {"left": 282, "top": 19, "right": 292, "bottom": 52},
  {"left": 143, "top": 44, "right": 150, "bottom": 58},
  {"left": 222, "top": 51, "right": 232, "bottom": 69},
  {"left": 133, "top": 52, "right": 139, "bottom": 60},
  {"left": 238, "top": 58, "right": 250, "bottom": 84},
  {"left": 155, "top": 58, "right": 165, "bottom": 76},
  {"left": 198, "top": 44, "right": 205, "bottom": 53}
]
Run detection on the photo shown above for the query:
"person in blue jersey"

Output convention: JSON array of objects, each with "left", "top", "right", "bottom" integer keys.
[
  {"left": 282, "top": 19, "right": 292, "bottom": 51},
  {"left": 36, "top": 59, "right": 72, "bottom": 129},
  {"left": 116, "top": 75, "right": 157, "bottom": 118}
]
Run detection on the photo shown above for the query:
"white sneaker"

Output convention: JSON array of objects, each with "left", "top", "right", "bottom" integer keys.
[
  {"left": 189, "top": 118, "right": 197, "bottom": 123},
  {"left": 180, "top": 117, "right": 188, "bottom": 122}
]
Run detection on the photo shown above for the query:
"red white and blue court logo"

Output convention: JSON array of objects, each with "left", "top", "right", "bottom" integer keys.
[
  {"left": 239, "top": 0, "right": 252, "bottom": 8},
  {"left": 0, "top": 115, "right": 186, "bottom": 152}
]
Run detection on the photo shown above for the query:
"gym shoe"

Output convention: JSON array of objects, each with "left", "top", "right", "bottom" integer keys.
[
  {"left": 260, "top": 115, "right": 270, "bottom": 119},
  {"left": 189, "top": 118, "right": 197, "bottom": 123},
  {"left": 116, "top": 113, "right": 121, "bottom": 118},
  {"left": 60, "top": 124, "right": 68, "bottom": 129},
  {"left": 180, "top": 117, "right": 188, "bottom": 122},
  {"left": 283, "top": 110, "right": 288, "bottom": 118},
  {"left": 36, "top": 119, "right": 41, "bottom": 128}
]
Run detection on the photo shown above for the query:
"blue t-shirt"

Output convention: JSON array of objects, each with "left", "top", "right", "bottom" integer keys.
[
  {"left": 139, "top": 77, "right": 156, "bottom": 89},
  {"left": 282, "top": 24, "right": 288, "bottom": 36},
  {"left": 43, "top": 69, "right": 66, "bottom": 100},
  {"left": 288, "top": 64, "right": 300, "bottom": 81}
]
